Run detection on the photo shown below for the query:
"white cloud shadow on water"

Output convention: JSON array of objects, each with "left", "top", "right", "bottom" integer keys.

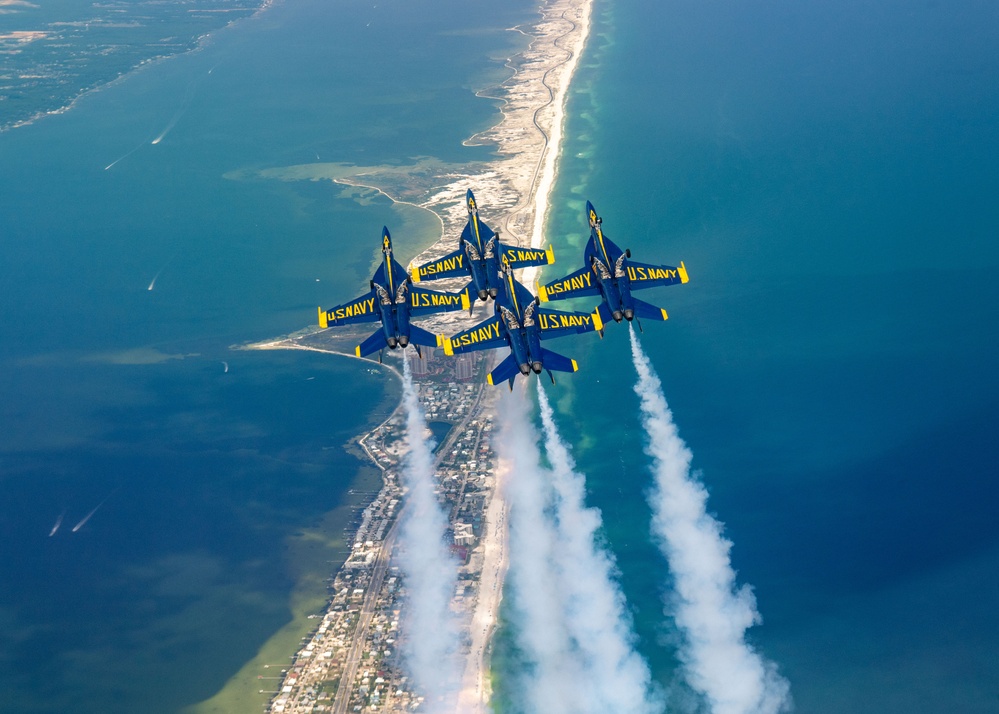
[{"left": 629, "top": 326, "right": 792, "bottom": 714}]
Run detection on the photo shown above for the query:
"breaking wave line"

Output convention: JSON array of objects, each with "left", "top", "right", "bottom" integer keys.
[
  {"left": 629, "top": 326, "right": 791, "bottom": 714},
  {"left": 396, "top": 357, "right": 462, "bottom": 712}
]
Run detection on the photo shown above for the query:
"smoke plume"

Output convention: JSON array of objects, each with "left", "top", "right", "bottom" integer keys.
[
  {"left": 537, "top": 385, "right": 659, "bottom": 714},
  {"left": 629, "top": 327, "right": 791, "bottom": 714},
  {"left": 397, "top": 357, "right": 462, "bottom": 712},
  {"left": 495, "top": 387, "right": 586, "bottom": 714}
]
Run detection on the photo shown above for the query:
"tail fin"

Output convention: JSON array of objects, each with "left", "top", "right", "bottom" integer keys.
[{"left": 595, "top": 302, "right": 612, "bottom": 336}]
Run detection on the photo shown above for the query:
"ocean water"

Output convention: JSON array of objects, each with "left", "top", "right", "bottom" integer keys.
[
  {"left": 0, "top": 0, "right": 536, "bottom": 711},
  {"left": 3, "top": 0, "right": 998, "bottom": 712},
  {"left": 527, "top": 1, "right": 999, "bottom": 712}
]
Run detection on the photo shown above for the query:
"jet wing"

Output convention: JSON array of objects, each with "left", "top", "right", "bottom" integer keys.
[
  {"left": 536, "top": 265, "right": 600, "bottom": 302},
  {"left": 408, "top": 285, "right": 471, "bottom": 317},
  {"left": 624, "top": 260, "right": 689, "bottom": 290},
  {"left": 442, "top": 314, "right": 507, "bottom": 356},
  {"left": 501, "top": 244, "right": 555, "bottom": 270},
  {"left": 411, "top": 248, "right": 468, "bottom": 283},
  {"left": 535, "top": 306, "right": 601, "bottom": 340},
  {"left": 319, "top": 290, "right": 380, "bottom": 328}
]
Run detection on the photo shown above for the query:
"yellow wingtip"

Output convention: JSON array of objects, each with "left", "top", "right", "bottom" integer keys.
[
  {"left": 571, "top": 359, "right": 579, "bottom": 372},
  {"left": 461, "top": 291, "right": 470, "bottom": 311},
  {"left": 354, "top": 345, "right": 362, "bottom": 358},
  {"left": 443, "top": 338, "right": 454, "bottom": 357},
  {"left": 318, "top": 307, "right": 328, "bottom": 329},
  {"left": 678, "top": 261, "right": 689, "bottom": 284},
  {"left": 592, "top": 309, "right": 603, "bottom": 333},
  {"left": 545, "top": 244, "right": 555, "bottom": 264},
  {"left": 661, "top": 308, "right": 669, "bottom": 320},
  {"left": 410, "top": 266, "right": 422, "bottom": 283},
  {"left": 536, "top": 281, "right": 549, "bottom": 302},
  {"left": 486, "top": 373, "right": 495, "bottom": 386}
]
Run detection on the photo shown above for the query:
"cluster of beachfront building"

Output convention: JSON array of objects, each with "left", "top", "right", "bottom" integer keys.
[{"left": 267, "top": 351, "right": 498, "bottom": 713}]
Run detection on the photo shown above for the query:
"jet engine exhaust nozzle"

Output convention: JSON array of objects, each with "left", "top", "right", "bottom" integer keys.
[
  {"left": 612, "top": 310, "right": 624, "bottom": 322},
  {"left": 518, "top": 363, "right": 531, "bottom": 376},
  {"left": 531, "top": 362, "right": 543, "bottom": 374},
  {"left": 624, "top": 309, "right": 634, "bottom": 321},
  {"left": 387, "top": 336, "right": 398, "bottom": 349}
]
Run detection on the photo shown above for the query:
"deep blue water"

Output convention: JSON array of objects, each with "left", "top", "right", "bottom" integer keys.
[
  {"left": 0, "top": 0, "right": 535, "bottom": 711},
  {"left": 531, "top": 1, "right": 999, "bottom": 712},
  {"left": 3, "top": 0, "right": 998, "bottom": 712}
]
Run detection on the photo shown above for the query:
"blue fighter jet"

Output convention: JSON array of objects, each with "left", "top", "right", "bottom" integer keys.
[
  {"left": 411, "top": 189, "right": 555, "bottom": 304},
  {"left": 536, "top": 200, "right": 688, "bottom": 331},
  {"left": 318, "top": 227, "right": 469, "bottom": 360},
  {"left": 443, "top": 258, "right": 598, "bottom": 389}
]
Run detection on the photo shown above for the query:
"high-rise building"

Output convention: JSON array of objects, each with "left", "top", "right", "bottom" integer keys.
[
  {"left": 455, "top": 352, "right": 475, "bottom": 381},
  {"left": 408, "top": 348, "right": 430, "bottom": 378}
]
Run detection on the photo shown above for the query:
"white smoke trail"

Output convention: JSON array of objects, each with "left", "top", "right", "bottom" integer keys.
[
  {"left": 494, "top": 387, "right": 586, "bottom": 714},
  {"left": 536, "top": 385, "right": 659, "bottom": 714},
  {"left": 396, "top": 357, "right": 462, "bottom": 712},
  {"left": 629, "top": 326, "right": 791, "bottom": 714}
]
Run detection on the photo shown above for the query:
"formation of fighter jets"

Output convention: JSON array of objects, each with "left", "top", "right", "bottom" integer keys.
[{"left": 316, "top": 191, "right": 689, "bottom": 388}]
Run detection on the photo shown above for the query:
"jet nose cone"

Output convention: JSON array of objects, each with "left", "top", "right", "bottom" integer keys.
[
  {"left": 518, "top": 363, "right": 531, "bottom": 375},
  {"left": 531, "top": 362, "right": 543, "bottom": 374},
  {"left": 488, "top": 287, "right": 498, "bottom": 298},
  {"left": 387, "top": 336, "right": 398, "bottom": 348},
  {"left": 612, "top": 310, "right": 624, "bottom": 322},
  {"left": 624, "top": 309, "right": 634, "bottom": 321},
  {"left": 478, "top": 290, "right": 488, "bottom": 301},
  {"left": 398, "top": 335, "right": 410, "bottom": 347}
]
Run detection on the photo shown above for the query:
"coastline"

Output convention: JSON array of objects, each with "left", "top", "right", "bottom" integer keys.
[
  {"left": 0, "top": 0, "right": 277, "bottom": 134},
  {"left": 235, "top": 1, "right": 593, "bottom": 711}
]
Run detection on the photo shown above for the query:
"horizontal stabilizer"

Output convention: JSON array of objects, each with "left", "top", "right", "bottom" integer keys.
[
  {"left": 408, "top": 324, "right": 441, "bottom": 350},
  {"left": 486, "top": 353, "right": 521, "bottom": 388},
  {"left": 539, "top": 347, "right": 578, "bottom": 374},
  {"left": 355, "top": 329, "right": 387, "bottom": 358},
  {"left": 631, "top": 297, "right": 669, "bottom": 321}
]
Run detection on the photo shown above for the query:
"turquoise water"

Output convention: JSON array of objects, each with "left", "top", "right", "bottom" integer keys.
[
  {"left": 0, "top": 0, "right": 535, "bottom": 711},
  {"left": 3, "top": 0, "right": 998, "bottom": 712},
  {"left": 527, "top": 1, "right": 999, "bottom": 712}
]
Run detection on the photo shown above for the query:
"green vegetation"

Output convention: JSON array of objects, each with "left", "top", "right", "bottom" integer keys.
[{"left": 0, "top": 0, "right": 261, "bottom": 130}]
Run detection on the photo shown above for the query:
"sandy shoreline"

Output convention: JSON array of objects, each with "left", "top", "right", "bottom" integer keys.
[
  {"left": 456, "top": 2, "right": 592, "bottom": 709},
  {"left": 245, "top": 1, "right": 593, "bottom": 711}
]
